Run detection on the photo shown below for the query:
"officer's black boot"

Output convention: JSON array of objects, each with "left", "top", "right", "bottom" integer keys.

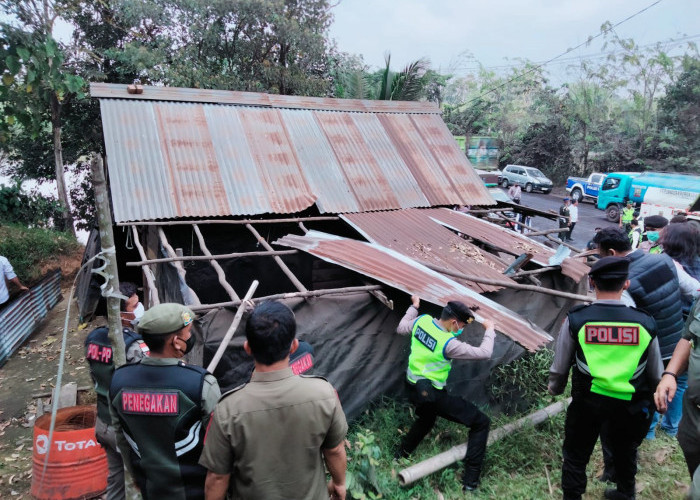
[{"left": 604, "top": 488, "right": 635, "bottom": 500}]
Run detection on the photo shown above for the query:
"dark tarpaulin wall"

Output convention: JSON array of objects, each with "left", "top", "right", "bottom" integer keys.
[
  {"left": 194, "top": 270, "right": 582, "bottom": 420},
  {"left": 196, "top": 292, "right": 407, "bottom": 420}
]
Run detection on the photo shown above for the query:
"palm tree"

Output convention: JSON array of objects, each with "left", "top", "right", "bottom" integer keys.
[{"left": 343, "top": 52, "right": 430, "bottom": 101}]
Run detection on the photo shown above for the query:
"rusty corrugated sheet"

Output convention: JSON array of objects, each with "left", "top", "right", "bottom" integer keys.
[
  {"left": 275, "top": 231, "right": 551, "bottom": 352},
  {"left": 341, "top": 210, "right": 513, "bottom": 293},
  {"left": 425, "top": 208, "right": 590, "bottom": 281},
  {"left": 91, "top": 83, "right": 440, "bottom": 114},
  {"left": 95, "top": 83, "right": 494, "bottom": 222},
  {"left": 0, "top": 270, "right": 62, "bottom": 367}
]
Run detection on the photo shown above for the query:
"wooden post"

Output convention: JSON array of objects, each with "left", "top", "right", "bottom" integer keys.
[
  {"left": 246, "top": 223, "right": 307, "bottom": 292},
  {"left": 130, "top": 227, "right": 160, "bottom": 306},
  {"left": 90, "top": 154, "right": 143, "bottom": 500},
  {"left": 90, "top": 155, "right": 126, "bottom": 367},
  {"left": 207, "top": 280, "right": 258, "bottom": 373},
  {"left": 419, "top": 260, "right": 592, "bottom": 303},
  {"left": 192, "top": 224, "right": 241, "bottom": 301},
  {"left": 188, "top": 285, "right": 383, "bottom": 313},
  {"left": 157, "top": 228, "right": 201, "bottom": 305}
]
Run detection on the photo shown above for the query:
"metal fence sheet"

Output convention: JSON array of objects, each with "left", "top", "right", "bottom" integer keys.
[{"left": 0, "top": 270, "right": 62, "bottom": 367}]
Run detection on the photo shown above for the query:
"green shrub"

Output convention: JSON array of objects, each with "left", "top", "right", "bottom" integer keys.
[
  {"left": 0, "top": 223, "right": 80, "bottom": 284},
  {"left": 490, "top": 348, "right": 554, "bottom": 414},
  {"left": 0, "top": 182, "right": 63, "bottom": 227}
]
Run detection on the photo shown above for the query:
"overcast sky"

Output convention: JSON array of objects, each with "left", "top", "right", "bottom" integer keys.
[{"left": 329, "top": 0, "right": 699, "bottom": 77}]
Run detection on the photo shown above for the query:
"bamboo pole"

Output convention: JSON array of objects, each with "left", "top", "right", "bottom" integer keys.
[
  {"left": 509, "top": 266, "right": 559, "bottom": 278},
  {"left": 157, "top": 228, "right": 201, "bottom": 306},
  {"left": 418, "top": 260, "right": 592, "bottom": 303},
  {"left": 496, "top": 213, "right": 585, "bottom": 253},
  {"left": 130, "top": 227, "right": 160, "bottom": 306},
  {"left": 117, "top": 216, "right": 340, "bottom": 227},
  {"left": 126, "top": 249, "right": 299, "bottom": 266},
  {"left": 398, "top": 398, "right": 572, "bottom": 485},
  {"left": 91, "top": 155, "right": 143, "bottom": 500},
  {"left": 189, "top": 285, "right": 383, "bottom": 313},
  {"left": 193, "top": 224, "right": 240, "bottom": 301},
  {"left": 246, "top": 223, "right": 307, "bottom": 292},
  {"left": 206, "top": 281, "right": 259, "bottom": 373}
]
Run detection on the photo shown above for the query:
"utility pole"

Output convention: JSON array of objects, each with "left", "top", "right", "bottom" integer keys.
[{"left": 90, "top": 154, "right": 142, "bottom": 499}]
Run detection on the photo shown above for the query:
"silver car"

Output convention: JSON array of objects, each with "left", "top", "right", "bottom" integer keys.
[{"left": 497, "top": 164, "right": 553, "bottom": 193}]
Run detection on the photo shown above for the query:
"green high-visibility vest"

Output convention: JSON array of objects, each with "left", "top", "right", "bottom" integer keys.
[
  {"left": 621, "top": 206, "right": 635, "bottom": 223},
  {"left": 407, "top": 315, "right": 457, "bottom": 389},
  {"left": 569, "top": 303, "right": 655, "bottom": 401}
]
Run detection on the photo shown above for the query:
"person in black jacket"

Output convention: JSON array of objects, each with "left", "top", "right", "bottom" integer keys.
[{"left": 84, "top": 282, "right": 149, "bottom": 500}]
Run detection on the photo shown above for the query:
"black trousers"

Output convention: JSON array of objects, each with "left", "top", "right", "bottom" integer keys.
[
  {"left": 399, "top": 381, "right": 490, "bottom": 484},
  {"left": 568, "top": 222, "right": 576, "bottom": 240},
  {"left": 562, "top": 393, "right": 652, "bottom": 500}
]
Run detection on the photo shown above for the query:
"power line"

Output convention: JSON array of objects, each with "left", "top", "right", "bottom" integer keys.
[
  {"left": 463, "top": 0, "right": 665, "bottom": 106},
  {"left": 453, "top": 34, "right": 700, "bottom": 73}
]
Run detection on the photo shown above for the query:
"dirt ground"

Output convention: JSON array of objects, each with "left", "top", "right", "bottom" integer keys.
[{"left": 0, "top": 284, "right": 101, "bottom": 498}]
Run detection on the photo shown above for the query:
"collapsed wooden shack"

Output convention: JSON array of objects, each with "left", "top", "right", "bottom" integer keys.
[{"left": 78, "top": 83, "right": 589, "bottom": 418}]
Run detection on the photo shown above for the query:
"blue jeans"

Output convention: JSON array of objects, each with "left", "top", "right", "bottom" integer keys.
[{"left": 647, "top": 372, "right": 688, "bottom": 438}]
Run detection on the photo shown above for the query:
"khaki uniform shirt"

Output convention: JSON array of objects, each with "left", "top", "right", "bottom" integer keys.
[{"left": 200, "top": 367, "right": 348, "bottom": 500}]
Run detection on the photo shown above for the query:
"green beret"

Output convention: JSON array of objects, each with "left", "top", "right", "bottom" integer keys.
[{"left": 137, "top": 303, "right": 194, "bottom": 336}]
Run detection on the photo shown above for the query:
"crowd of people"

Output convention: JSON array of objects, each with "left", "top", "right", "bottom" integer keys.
[{"left": 79, "top": 209, "right": 700, "bottom": 500}]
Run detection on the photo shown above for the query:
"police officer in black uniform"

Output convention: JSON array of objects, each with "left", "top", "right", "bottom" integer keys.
[
  {"left": 84, "top": 282, "right": 148, "bottom": 500},
  {"left": 549, "top": 257, "right": 663, "bottom": 500},
  {"left": 109, "top": 303, "right": 220, "bottom": 500}
]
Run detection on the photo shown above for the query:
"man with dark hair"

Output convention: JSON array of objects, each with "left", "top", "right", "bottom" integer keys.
[
  {"left": 200, "top": 301, "right": 348, "bottom": 500},
  {"left": 620, "top": 201, "right": 635, "bottom": 233},
  {"left": 549, "top": 257, "right": 662, "bottom": 500},
  {"left": 395, "top": 296, "right": 496, "bottom": 492},
  {"left": 567, "top": 199, "right": 579, "bottom": 241},
  {"left": 109, "top": 303, "right": 220, "bottom": 500},
  {"left": 559, "top": 198, "right": 571, "bottom": 240},
  {"left": 85, "top": 282, "right": 148, "bottom": 500}
]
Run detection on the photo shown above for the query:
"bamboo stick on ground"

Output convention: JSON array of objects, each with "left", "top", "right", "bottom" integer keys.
[{"left": 398, "top": 398, "right": 572, "bottom": 485}]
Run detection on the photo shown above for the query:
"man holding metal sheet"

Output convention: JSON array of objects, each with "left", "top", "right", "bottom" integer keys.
[{"left": 395, "top": 296, "right": 495, "bottom": 492}]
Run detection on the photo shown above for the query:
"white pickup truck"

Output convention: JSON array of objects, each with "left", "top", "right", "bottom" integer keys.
[{"left": 566, "top": 173, "right": 605, "bottom": 203}]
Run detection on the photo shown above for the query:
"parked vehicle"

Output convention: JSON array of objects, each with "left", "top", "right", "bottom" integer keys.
[
  {"left": 566, "top": 172, "right": 605, "bottom": 203},
  {"left": 597, "top": 172, "right": 700, "bottom": 221},
  {"left": 497, "top": 165, "right": 553, "bottom": 193}
]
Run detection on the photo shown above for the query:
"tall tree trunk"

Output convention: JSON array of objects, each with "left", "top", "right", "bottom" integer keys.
[{"left": 50, "top": 94, "right": 76, "bottom": 237}]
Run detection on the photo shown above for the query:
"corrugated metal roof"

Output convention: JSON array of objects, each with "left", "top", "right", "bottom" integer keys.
[
  {"left": 94, "top": 83, "right": 494, "bottom": 222},
  {"left": 0, "top": 270, "right": 62, "bottom": 367},
  {"left": 423, "top": 208, "right": 590, "bottom": 281},
  {"left": 91, "top": 83, "right": 441, "bottom": 114},
  {"left": 274, "top": 231, "right": 551, "bottom": 352},
  {"left": 341, "top": 210, "right": 513, "bottom": 293}
]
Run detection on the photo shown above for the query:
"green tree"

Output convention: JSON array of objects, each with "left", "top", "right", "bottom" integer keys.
[
  {"left": 657, "top": 55, "right": 700, "bottom": 170},
  {"left": 0, "top": 0, "right": 85, "bottom": 235},
  {"left": 339, "top": 52, "right": 431, "bottom": 101}
]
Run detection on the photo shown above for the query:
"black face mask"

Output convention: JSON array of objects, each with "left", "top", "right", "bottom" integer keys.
[{"left": 183, "top": 335, "right": 195, "bottom": 354}]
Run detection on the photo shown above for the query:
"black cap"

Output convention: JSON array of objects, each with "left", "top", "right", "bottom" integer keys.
[
  {"left": 444, "top": 301, "right": 474, "bottom": 323},
  {"left": 644, "top": 215, "right": 668, "bottom": 230},
  {"left": 589, "top": 256, "right": 630, "bottom": 279}
]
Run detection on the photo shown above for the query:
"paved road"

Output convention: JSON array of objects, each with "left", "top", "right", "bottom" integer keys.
[{"left": 501, "top": 189, "right": 619, "bottom": 249}]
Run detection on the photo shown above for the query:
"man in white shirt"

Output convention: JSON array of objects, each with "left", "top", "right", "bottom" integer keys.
[
  {"left": 567, "top": 200, "right": 579, "bottom": 241},
  {"left": 0, "top": 256, "right": 28, "bottom": 307}
]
